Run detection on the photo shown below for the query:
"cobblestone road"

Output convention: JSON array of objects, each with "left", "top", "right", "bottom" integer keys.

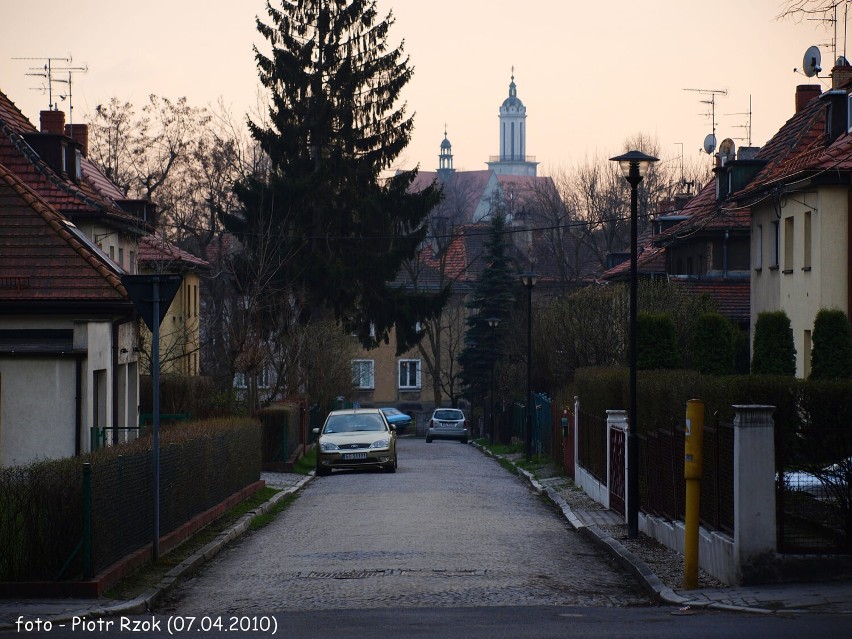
[{"left": 163, "top": 439, "right": 652, "bottom": 612}]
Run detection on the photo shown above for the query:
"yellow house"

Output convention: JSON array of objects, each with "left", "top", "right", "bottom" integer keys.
[
  {"left": 138, "top": 234, "right": 209, "bottom": 376},
  {"left": 740, "top": 69, "right": 852, "bottom": 377}
]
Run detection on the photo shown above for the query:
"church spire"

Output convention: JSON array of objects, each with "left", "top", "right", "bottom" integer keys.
[{"left": 437, "top": 124, "right": 455, "bottom": 179}]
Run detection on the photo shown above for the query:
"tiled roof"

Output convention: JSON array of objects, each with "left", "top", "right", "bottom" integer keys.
[
  {"left": 138, "top": 233, "right": 210, "bottom": 271},
  {"left": 601, "top": 244, "right": 667, "bottom": 280},
  {"left": 671, "top": 278, "right": 751, "bottom": 324},
  {"left": 0, "top": 162, "right": 129, "bottom": 309},
  {"left": 654, "top": 181, "right": 750, "bottom": 247}
]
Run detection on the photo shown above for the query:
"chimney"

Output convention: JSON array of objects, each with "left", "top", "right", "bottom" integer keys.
[
  {"left": 796, "top": 85, "right": 821, "bottom": 113},
  {"left": 65, "top": 123, "right": 89, "bottom": 157},
  {"left": 832, "top": 62, "right": 852, "bottom": 90},
  {"left": 40, "top": 109, "right": 65, "bottom": 135}
]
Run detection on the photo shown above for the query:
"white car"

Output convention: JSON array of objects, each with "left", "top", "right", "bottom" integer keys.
[{"left": 426, "top": 408, "right": 469, "bottom": 444}]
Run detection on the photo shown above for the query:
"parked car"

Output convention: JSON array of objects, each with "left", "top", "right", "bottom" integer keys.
[
  {"left": 313, "top": 408, "right": 397, "bottom": 476},
  {"left": 783, "top": 457, "right": 851, "bottom": 501},
  {"left": 380, "top": 407, "right": 413, "bottom": 434},
  {"left": 426, "top": 408, "right": 468, "bottom": 444}
]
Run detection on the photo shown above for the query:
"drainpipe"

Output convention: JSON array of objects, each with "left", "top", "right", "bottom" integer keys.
[
  {"left": 75, "top": 356, "right": 83, "bottom": 456},
  {"left": 113, "top": 320, "right": 120, "bottom": 445},
  {"left": 723, "top": 229, "right": 729, "bottom": 278}
]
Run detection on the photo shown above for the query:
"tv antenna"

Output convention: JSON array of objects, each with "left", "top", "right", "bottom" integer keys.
[
  {"left": 13, "top": 55, "right": 88, "bottom": 121},
  {"left": 726, "top": 95, "right": 753, "bottom": 147},
  {"left": 684, "top": 87, "right": 727, "bottom": 154}
]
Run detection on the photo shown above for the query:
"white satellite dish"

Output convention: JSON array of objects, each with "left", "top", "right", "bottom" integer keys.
[
  {"left": 719, "top": 138, "right": 736, "bottom": 163},
  {"left": 803, "top": 46, "right": 822, "bottom": 77},
  {"left": 703, "top": 133, "right": 717, "bottom": 155}
]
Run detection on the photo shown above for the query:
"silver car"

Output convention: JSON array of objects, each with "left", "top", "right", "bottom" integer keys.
[
  {"left": 426, "top": 408, "right": 469, "bottom": 444},
  {"left": 313, "top": 409, "right": 398, "bottom": 476}
]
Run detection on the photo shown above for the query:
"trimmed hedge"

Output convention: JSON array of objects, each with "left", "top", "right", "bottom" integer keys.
[
  {"left": 694, "top": 312, "right": 736, "bottom": 376},
  {"left": 637, "top": 312, "right": 680, "bottom": 370},
  {"left": 752, "top": 311, "right": 796, "bottom": 376},
  {"left": 810, "top": 308, "right": 852, "bottom": 380}
]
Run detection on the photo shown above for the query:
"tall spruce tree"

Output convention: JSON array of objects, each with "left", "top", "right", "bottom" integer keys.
[
  {"left": 226, "top": 0, "right": 446, "bottom": 353},
  {"left": 459, "top": 213, "right": 517, "bottom": 402}
]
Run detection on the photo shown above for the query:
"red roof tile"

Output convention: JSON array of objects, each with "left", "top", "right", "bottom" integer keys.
[
  {"left": 138, "top": 233, "right": 209, "bottom": 271},
  {"left": 0, "top": 162, "right": 129, "bottom": 308}
]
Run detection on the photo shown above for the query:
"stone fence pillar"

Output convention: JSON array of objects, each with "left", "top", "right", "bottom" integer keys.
[{"left": 733, "top": 404, "right": 776, "bottom": 582}]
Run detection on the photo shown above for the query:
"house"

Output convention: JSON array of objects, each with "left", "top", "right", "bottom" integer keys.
[
  {"left": 733, "top": 65, "right": 852, "bottom": 377},
  {"left": 0, "top": 163, "right": 138, "bottom": 466},
  {"left": 0, "top": 88, "right": 168, "bottom": 463},
  {"left": 138, "top": 234, "right": 209, "bottom": 376}
]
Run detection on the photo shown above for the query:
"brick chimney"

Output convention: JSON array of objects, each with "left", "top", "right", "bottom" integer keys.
[
  {"left": 832, "top": 62, "right": 852, "bottom": 89},
  {"left": 65, "top": 123, "right": 88, "bottom": 157},
  {"left": 40, "top": 109, "right": 65, "bottom": 135},
  {"left": 796, "top": 85, "right": 821, "bottom": 113}
]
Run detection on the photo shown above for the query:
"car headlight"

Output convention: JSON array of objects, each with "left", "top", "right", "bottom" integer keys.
[
  {"left": 369, "top": 439, "right": 390, "bottom": 449},
  {"left": 320, "top": 441, "right": 340, "bottom": 452}
]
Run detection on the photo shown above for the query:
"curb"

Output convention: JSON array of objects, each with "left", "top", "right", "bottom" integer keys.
[{"left": 0, "top": 474, "right": 315, "bottom": 630}]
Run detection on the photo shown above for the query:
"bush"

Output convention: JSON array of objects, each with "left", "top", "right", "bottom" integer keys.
[
  {"left": 810, "top": 308, "right": 852, "bottom": 380},
  {"left": 637, "top": 312, "right": 680, "bottom": 370},
  {"left": 751, "top": 311, "right": 796, "bottom": 376},
  {"left": 140, "top": 375, "right": 221, "bottom": 419},
  {"left": 693, "top": 312, "right": 736, "bottom": 375}
]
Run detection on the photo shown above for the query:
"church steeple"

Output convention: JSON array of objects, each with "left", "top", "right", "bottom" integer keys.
[
  {"left": 437, "top": 125, "right": 455, "bottom": 179},
  {"left": 486, "top": 69, "right": 538, "bottom": 176}
]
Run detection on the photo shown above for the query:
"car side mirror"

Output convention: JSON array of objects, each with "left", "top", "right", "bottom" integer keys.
[
  {"left": 312, "top": 428, "right": 320, "bottom": 434},
  {"left": 389, "top": 424, "right": 396, "bottom": 431}
]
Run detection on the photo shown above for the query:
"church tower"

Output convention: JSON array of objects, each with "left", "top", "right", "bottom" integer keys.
[
  {"left": 486, "top": 72, "right": 538, "bottom": 176},
  {"left": 437, "top": 126, "right": 455, "bottom": 180}
]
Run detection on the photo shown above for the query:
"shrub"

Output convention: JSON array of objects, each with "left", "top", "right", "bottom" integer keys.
[
  {"left": 751, "top": 311, "right": 796, "bottom": 376},
  {"left": 810, "top": 308, "right": 852, "bottom": 380},
  {"left": 637, "top": 312, "right": 680, "bottom": 370},
  {"left": 693, "top": 312, "right": 735, "bottom": 375}
]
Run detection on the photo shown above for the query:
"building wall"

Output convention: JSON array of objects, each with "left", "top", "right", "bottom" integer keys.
[
  {"left": 138, "top": 272, "right": 202, "bottom": 376},
  {"left": 751, "top": 187, "right": 849, "bottom": 377}
]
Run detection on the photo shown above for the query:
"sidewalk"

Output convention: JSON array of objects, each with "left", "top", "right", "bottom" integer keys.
[{"left": 495, "top": 449, "right": 852, "bottom": 615}]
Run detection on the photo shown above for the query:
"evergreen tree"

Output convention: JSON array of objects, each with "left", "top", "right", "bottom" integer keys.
[
  {"left": 751, "top": 311, "right": 796, "bottom": 376},
  {"left": 226, "top": 0, "right": 446, "bottom": 353},
  {"left": 459, "top": 213, "right": 517, "bottom": 401},
  {"left": 810, "top": 308, "right": 852, "bottom": 379},
  {"left": 636, "top": 312, "right": 680, "bottom": 370},
  {"left": 693, "top": 312, "right": 735, "bottom": 375}
]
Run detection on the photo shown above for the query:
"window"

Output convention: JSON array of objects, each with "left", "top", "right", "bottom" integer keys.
[
  {"left": 352, "top": 359, "right": 375, "bottom": 389},
  {"left": 783, "top": 217, "right": 794, "bottom": 272},
  {"left": 119, "top": 247, "right": 125, "bottom": 269},
  {"left": 755, "top": 224, "right": 763, "bottom": 270},
  {"left": 233, "top": 369, "right": 270, "bottom": 389},
  {"left": 771, "top": 220, "right": 780, "bottom": 268},
  {"left": 803, "top": 211, "right": 812, "bottom": 269},
  {"left": 398, "top": 359, "right": 421, "bottom": 389}
]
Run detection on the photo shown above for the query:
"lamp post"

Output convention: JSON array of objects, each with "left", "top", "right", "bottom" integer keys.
[
  {"left": 520, "top": 271, "right": 538, "bottom": 462},
  {"left": 609, "top": 150, "right": 658, "bottom": 539},
  {"left": 486, "top": 317, "right": 500, "bottom": 443}
]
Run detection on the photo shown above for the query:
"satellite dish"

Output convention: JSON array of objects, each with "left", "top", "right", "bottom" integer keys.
[
  {"left": 719, "top": 138, "right": 736, "bottom": 163},
  {"left": 703, "top": 133, "right": 717, "bottom": 155},
  {"left": 803, "top": 46, "right": 822, "bottom": 77}
]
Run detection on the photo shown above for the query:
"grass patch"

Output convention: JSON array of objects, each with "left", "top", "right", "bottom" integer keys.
[
  {"left": 104, "top": 485, "right": 295, "bottom": 601},
  {"left": 293, "top": 445, "right": 316, "bottom": 475}
]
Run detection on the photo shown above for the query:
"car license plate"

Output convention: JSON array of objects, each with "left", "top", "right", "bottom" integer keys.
[
  {"left": 342, "top": 452, "right": 367, "bottom": 460},
  {"left": 441, "top": 422, "right": 455, "bottom": 428}
]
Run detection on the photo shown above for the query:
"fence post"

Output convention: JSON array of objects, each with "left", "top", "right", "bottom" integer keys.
[
  {"left": 732, "top": 404, "right": 776, "bottom": 584},
  {"left": 82, "top": 462, "right": 92, "bottom": 580},
  {"left": 573, "top": 397, "right": 580, "bottom": 479}
]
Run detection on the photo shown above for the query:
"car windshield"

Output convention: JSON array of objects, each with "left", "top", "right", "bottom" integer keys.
[
  {"left": 323, "top": 413, "right": 386, "bottom": 433},
  {"left": 382, "top": 408, "right": 401, "bottom": 416},
  {"left": 434, "top": 409, "right": 464, "bottom": 421}
]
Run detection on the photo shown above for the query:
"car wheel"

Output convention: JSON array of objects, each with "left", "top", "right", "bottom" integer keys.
[
  {"left": 461, "top": 438, "right": 468, "bottom": 444},
  {"left": 316, "top": 466, "right": 331, "bottom": 477},
  {"left": 386, "top": 456, "right": 397, "bottom": 473},
  {"left": 426, "top": 437, "right": 432, "bottom": 443}
]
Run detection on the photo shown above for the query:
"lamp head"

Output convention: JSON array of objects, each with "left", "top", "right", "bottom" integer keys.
[
  {"left": 609, "top": 150, "right": 659, "bottom": 183},
  {"left": 520, "top": 271, "right": 538, "bottom": 288}
]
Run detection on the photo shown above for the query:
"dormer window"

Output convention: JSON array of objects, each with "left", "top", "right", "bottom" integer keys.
[
  {"left": 74, "top": 148, "right": 82, "bottom": 181},
  {"left": 60, "top": 142, "right": 67, "bottom": 174}
]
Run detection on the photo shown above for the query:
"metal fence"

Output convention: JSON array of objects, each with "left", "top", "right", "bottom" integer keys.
[
  {"left": 638, "top": 419, "right": 734, "bottom": 534},
  {"left": 577, "top": 408, "right": 606, "bottom": 484}
]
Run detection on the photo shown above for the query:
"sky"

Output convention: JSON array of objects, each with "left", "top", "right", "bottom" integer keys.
[{"left": 0, "top": 0, "right": 842, "bottom": 178}]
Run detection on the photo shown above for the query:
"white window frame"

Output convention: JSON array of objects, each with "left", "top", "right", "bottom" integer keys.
[
  {"left": 352, "top": 359, "right": 375, "bottom": 389},
  {"left": 398, "top": 359, "right": 421, "bottom": 390}
]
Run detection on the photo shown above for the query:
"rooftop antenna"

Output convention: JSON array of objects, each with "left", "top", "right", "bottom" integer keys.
[
  {"left": 726, "top": 95, "right": 753, "bottom": 147},
  {"left": 684, "top": 87, "right": 727, "bottom": 155},
  {"left": 14, "top": 55, "right": 71, "bottom": 109},
  {"left": 52, "top": 64, "right": 89, "bottom": 129}
]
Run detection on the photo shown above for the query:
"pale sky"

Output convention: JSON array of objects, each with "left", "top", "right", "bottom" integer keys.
[{"left": 0, "top": 0, "right": 840, "bottom": 177}]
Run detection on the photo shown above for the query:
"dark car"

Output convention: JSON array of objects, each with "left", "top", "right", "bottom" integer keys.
[
  {"left": 380, "top": 407, "right": 413, "bottom": 434},
  {"left": 426, "top": 408, "right": 469, "bottom": 443}
]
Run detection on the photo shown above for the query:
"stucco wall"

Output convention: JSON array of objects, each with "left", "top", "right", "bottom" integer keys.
[{"left": 0, "top": 358, "right": 77, "bottom": 466}]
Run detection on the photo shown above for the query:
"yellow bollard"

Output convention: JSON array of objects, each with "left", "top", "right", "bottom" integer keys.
[{"left": 684, "top": 399, "right": 704, "bottom": 590}]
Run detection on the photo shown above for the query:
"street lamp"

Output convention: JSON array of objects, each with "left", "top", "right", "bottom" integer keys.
[
  {"left": 520, "top": 271, "right": 538, "bottom": 462},
  {"left": 609, "top": 150, "right": 658, "bottom": 539},
  {"left": 486, "top": 317, "right": 500, "bottom": 443}
]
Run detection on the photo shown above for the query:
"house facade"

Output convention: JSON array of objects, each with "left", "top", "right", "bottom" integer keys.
[{"left": 738, "top": 68, "right": 852, "bottom": 377}]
